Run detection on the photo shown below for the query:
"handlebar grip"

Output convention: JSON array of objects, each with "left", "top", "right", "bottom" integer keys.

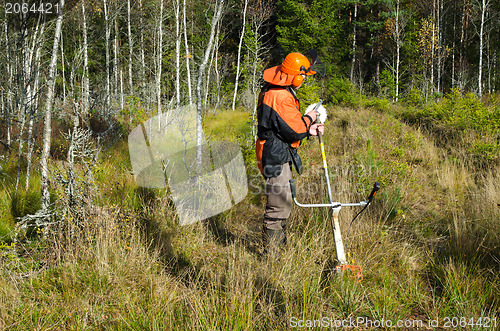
[
  {"left": 367, "top": 182, "right": 381, "bottom": 201},
  {"left": 289, "top": 179, "right": 296, "bottom": 199}
]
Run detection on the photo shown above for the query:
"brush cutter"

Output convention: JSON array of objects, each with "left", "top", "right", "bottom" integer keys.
[{"left": 289, "top": 100, "right": 380, "bottom": 281}]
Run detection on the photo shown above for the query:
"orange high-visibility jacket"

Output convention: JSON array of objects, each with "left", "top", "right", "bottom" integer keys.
[{"left": 255, "top": 84, "right": 313, "bottom": 178}]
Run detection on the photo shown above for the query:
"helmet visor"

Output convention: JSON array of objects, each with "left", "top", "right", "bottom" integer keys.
[{"left": 304, "top": 49, "right": 326, "bottom": 77}]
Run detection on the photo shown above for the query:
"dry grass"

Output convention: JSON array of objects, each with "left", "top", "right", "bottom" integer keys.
[{"left": 1, "top": 104, "right": 499, "bottom": 329}]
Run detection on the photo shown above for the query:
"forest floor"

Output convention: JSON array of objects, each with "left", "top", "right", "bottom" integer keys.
[{"left": 0, "top": 103, "right": 499, "bottom": 330}]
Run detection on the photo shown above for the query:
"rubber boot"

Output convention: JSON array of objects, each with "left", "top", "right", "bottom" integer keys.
[{"left": 262, "top": 220, "right": 287, "bottom": 255}]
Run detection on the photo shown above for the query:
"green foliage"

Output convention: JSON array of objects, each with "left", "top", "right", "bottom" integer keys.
[
  {"left": 275, "top": 0, "right": 348, "bottom": 67},
  {"left": 327, "top": 75, "right": 356, "bottom": 105},
  {"left": 117, "top": 96, "right": 150, "bottom": 134},
  {"left": 203, "top": 110, "right": 252, "bottom": 143},
  {"left": 365, "top": 97, "right": 392, "bottom": 113},
  {"left": 296, "top": 82, "right": 320, "bottom": 106},
  {"left": 379, "top": 69, "right": 395, "bottom": 99},
  {"left": 404, "top": 88, "right": 425, "bottom": 107},
  {"left": 398, "top": 89, "right": 500, "bottom": 169}
]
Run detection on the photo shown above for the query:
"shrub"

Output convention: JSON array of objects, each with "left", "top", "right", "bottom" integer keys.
[
  {"left": 365, "top": 97, "right": 392, "bottom": 113},
  {"left": 403, "top": 88, "right": 424, "bottom": 108},
  {"left": 327, "top": 75, "right": 356, "bottom": 105}
]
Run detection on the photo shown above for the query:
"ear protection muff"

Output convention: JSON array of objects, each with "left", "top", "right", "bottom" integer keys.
[{"left": 292, "top": 74, "right": 304, "bottom": 88}]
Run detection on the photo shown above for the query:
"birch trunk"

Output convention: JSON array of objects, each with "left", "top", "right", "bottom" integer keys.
[
  {"left": 82, "top": 0, "right": 89, "bottom": 113},
  {"left": 175, "top": 0, "right": 181, "bottom": 106},
  {"left": 19, "top": 15, "right": 42, "bottom": 191},
  {"left": 114, "top": 18, "right": 119, "bottom": 101},
  {"left": 156, "top": 0, "right": 164, "bottom": 116},
  {"left": 459, "top": 0, "right": 467, "bottom": 90},
  {"left": 478, "top": 0, "right": 487, "bottom": 97},
  {"left": 4, "top": 11, "right": 11, "bottom": 148},
  {"left": 430, "top": 0, "right": 436, "bottom": 92},
  {"left": 120, "top": 69, "right": 124, "bottom": 109},
  {"left": 183, "top": 0, "right": 192, "bottom": 104},
  {"left": 350, "top": 1, "right": 357, "bottom": 83},
  {"left": 231, "top": 0, "right": 248, "bottom": 111},
  {"left": 26, "top": 24, "right": 45, "bottom": 190},
  {"left": 196, "top": 0, "right": 224, "bottom": 165},
  {"left": 139, "top": 0, "right": 146, "bottom": 91},
  {"left": 41, "top": 0, "right": 65, "bottom": 212},
  {"left": 204, "top": 47, "right": 214, "bottom": 111},
  {"left": 61, "top": 28, "right": 66, "bottom": 103},
  {"left": 451, "top": 1, "right": 457, "bottom": 88},
  {"left": 127, "top": 0, "right": 133, "bottom": 93},
  {"left": 104, "top": 0, "right": 111, "bottom": 108},
  {"left": 395, "top": 0, "right": 400, "bottom": 102},
  {"left": 214, "top": 22, "right": 221, "bottom": 110}
]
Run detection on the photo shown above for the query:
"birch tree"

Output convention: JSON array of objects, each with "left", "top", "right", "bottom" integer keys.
[
  {"left": 196, "top": 0, "right": 224, "bottom": 164},
  {"left": 104, "top": 0, "right": 111, "bottom": 108},
  {"left": 25, "top": 21, "right": 46, "bottom": 190},
  {"left": 139, "top": 0, "right": 146, "bottom": 92},
  {"left": 350, "top": 0, "right": 358, "bottom": 84},
  {"left": 183, "top": 0, "right": 193, "bottom": 104},
  {"left": 82, "top": 0, "right": 89, "bottom": 113},
  {"left": 156, "top": 0, "right": 164, "bottom": 116},
  {"left": 41, "top": 0, "right": 65, "bottom": 212},
  {"left": 231, "top": 0, "right": 248, "bottom": 111},
  {"left": 386, "top": 0, "right": 407, "bottom": 102},
  {"left": 247, "top": 0, "right": 272, "bottom": 138},
  {"left": 174, "top": 0, "right": 181, "bottom": 106},
  {"left": 127, "top": 0, "right": 133, "bottom": 93},
  {"left": 474, "top": 0, "right": 491, "bottom": 96},
  {"left": 3, "top": 11, "right": 12, "bottom": 149}
]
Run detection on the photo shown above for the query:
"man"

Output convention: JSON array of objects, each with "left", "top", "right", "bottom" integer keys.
[{"left": 255, "top": 52, "right": 326, "bottom": 253}]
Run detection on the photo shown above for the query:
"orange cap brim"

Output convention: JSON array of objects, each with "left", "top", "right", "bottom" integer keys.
[{"left": 263, "top": 65, "right": 296, "bottom": 86}]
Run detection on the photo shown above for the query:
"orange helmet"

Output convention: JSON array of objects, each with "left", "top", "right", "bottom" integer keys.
[
  {"left": 281, "top": 53, "right": 316, "bottom": 76},
  {"left": 263, "top": 52, "right": 318, "bottom": 87}
]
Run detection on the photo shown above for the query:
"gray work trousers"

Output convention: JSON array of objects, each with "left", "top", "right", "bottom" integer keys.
[{"left": 264, "top": 163, "right": 292, "bottom": 231}]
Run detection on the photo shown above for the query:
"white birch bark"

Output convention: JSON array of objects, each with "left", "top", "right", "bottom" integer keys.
[
  {"left": 196, "top": 0, "right": 224, "bottom": 165},
  {"left": 156, "top": 0, "right": 164, "bottom": 116},
  {"left": 430, "top": 0, "right": 436, "bottom": 92},
  {"left": 104, "top": 0, "right": 111, "bottom": 107},
  {"left": 204, "top": 40, "right": 215, "bottom": 111},
  {"left": 214, "top": 22, "right": 221, "bottom": 109},
  {"left": 82, "top": 0, "right": 89, "bottom": 113},
  {"left": 114, "top": 18, "right": 119, "bottom": 101},
  {"left": 478, "top": 0, "right": 488, "bottom": 97},
  {"left": 4, "top": 11, "right": 11, "bottom": 147},
  {"left": 127, "top": 0, "right": 133, "bottom": 93},
  {"left": 395, "top": 0, "right": 400, "bottom": 102},
  {"left": 231, "top": 0, "right": 248, "bottom": 111},
  {"left": 120, "top": 69, "right": 124, "bottom": 109},
  {"left": 350, "top": 1, "right": 357, "bottom": 83},
  {"left": 183, "top": 0, "right": 192, "bottom": 104},
  {"left": 26, "top": 23, "right": 45, "bottom": 190},
  {"left": 175, "top": 0, "right": 181, "bottom": 106},
  {"left": 41, "top": 0, "right": 65, "bottom": 212},
  {"left": 139, "top": 0, "right": 146, "bottom": 91},
  {"left": 459, "top": 0, "right": 467, "bottom": 90},
  {"left": 61, "top": 28, "right": 66, "bottom": 103}
]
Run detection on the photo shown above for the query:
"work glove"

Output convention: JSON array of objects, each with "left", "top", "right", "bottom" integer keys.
[{"left": 305, "top": 103, "right": 327, "bottom": 124}]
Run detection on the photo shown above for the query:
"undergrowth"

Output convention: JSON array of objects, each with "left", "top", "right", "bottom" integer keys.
[{"left": 1, "top": 102, "right": 499, "bottom": 330}]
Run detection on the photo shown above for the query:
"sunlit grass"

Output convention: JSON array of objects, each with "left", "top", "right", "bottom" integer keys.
[{"left": 1, "top": 105, "right": 499, "bottom": 329}]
